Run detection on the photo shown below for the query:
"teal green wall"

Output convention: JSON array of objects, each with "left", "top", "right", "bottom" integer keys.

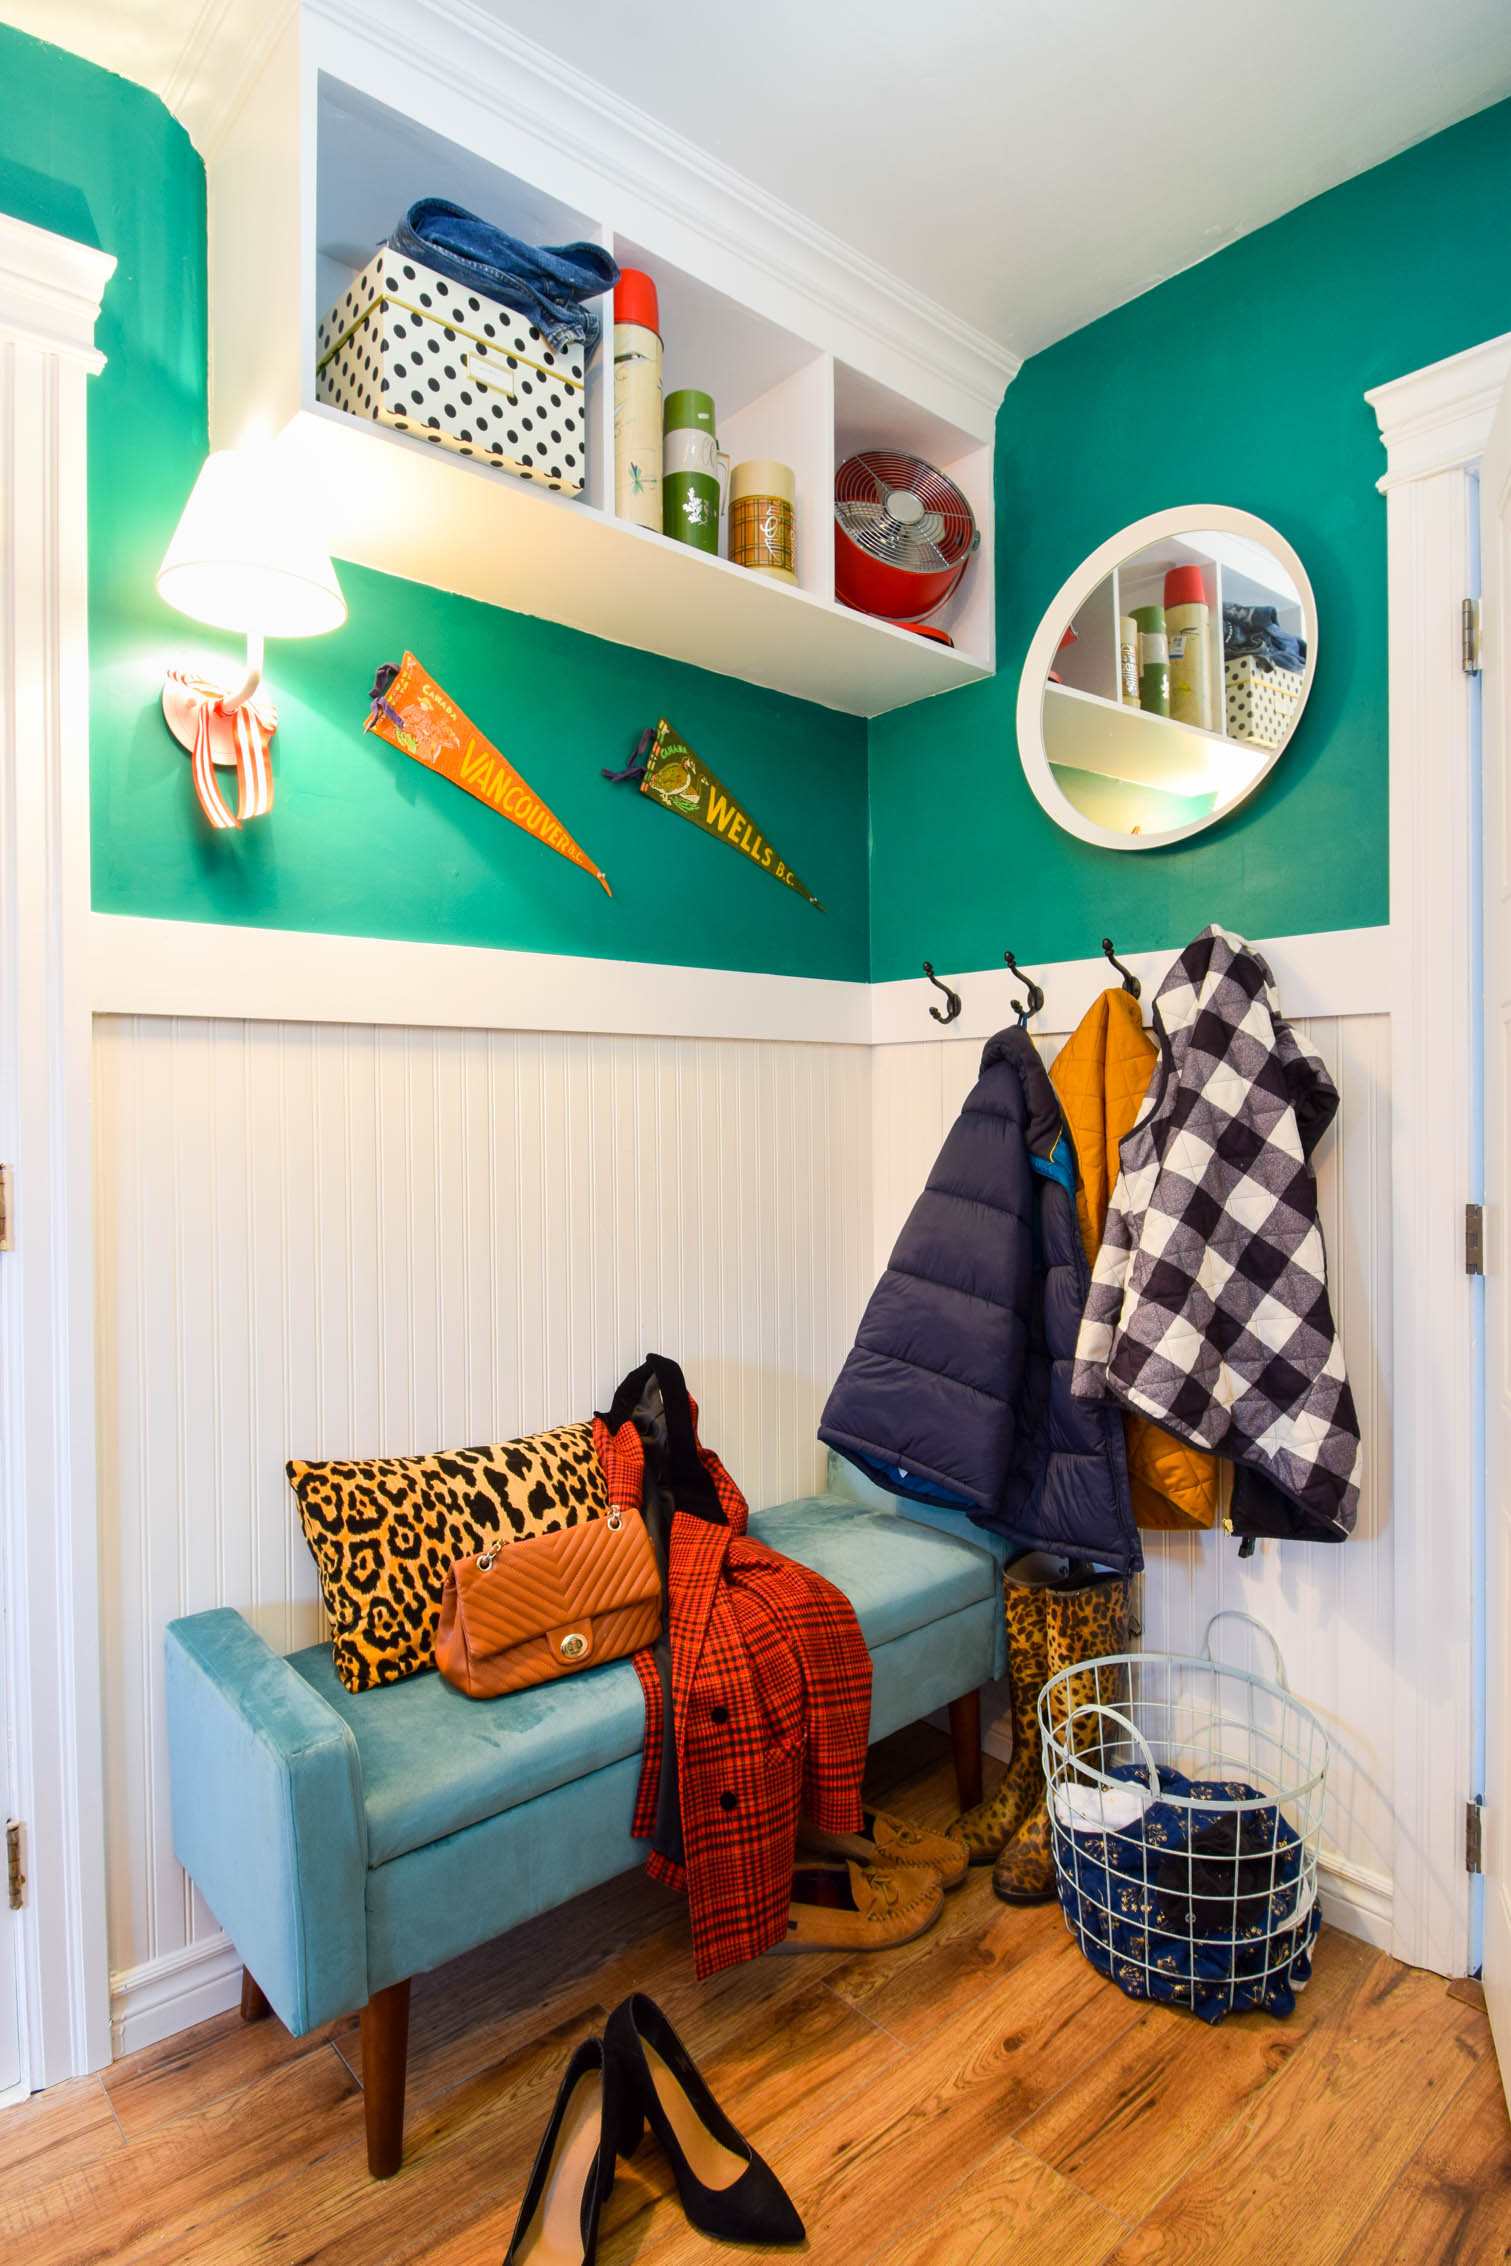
[
  {"left": 8, "top": 20, "right": 1510, "bottom": 990},
  {"left": 869, "top": 96, "right": 1511, "bottom": 982},
  {"left": 0, "top": 27, "right": 213, "bottom": 957},
  {"left": 0, "top": 24, "right": 868, "bottom": 982},
  {"left": 95, "top": 565, "right": 868, "bottom": 975}
]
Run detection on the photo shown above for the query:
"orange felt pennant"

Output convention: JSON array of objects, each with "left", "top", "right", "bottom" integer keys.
[{"left": 366, "top": 652, "right": 611, "bottom": 895}]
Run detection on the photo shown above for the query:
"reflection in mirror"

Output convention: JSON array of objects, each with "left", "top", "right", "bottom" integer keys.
[{"left": 1029, "top": 516, "right": 1313, "bottom": 846}]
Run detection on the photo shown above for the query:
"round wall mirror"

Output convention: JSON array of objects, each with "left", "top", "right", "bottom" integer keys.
[{"left": 1016, "top": 506, "right": 1317, "bottom": 851}]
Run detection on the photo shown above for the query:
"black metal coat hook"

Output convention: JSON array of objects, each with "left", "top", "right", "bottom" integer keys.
[
  {"left": 1003, "top": 950, "right": 1045, "bottom": 1027},
  {"left": 922, "top": 962, "right": 962, "bottom": 1024},
  {"left": 1101, "top": 937, "right": 1142, "bottom": 1000}
]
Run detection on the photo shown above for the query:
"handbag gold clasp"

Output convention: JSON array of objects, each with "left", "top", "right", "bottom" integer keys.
[{"left": 558, "top": 1631, "right": 588, "bottom": 1660}]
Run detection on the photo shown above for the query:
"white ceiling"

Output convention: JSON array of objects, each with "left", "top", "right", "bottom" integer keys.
[{"left": 12, "top": 0, "right": 1511, "bottom": 358}]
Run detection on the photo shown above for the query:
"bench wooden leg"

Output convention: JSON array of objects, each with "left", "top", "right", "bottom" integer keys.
[
  {"left": 948, "top": 1689, "right": 983, "bottom": 1810},
  {"left": 360, "top": 1978, "right": 411, "bottom": 2179},
  {"left": 240, "top": 1968, "right": 272, "bottom": 2023}
]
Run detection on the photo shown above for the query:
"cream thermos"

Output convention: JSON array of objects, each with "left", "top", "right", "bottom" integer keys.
[{"left": 613, "top": 268, "right": 662, "bottom": 531}]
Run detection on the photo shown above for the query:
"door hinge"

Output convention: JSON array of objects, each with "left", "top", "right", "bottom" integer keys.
[
  {"left": 1466, "top": 1797, "right": 1484, "bottom": 1875},
  {"left": 0, "top": 1162, "right": 11, "bottom": 1252},
  {"left": 5, "top": 1822, "right": 23, "bottom": 1910},
  {"left": 1464, "top": 596, "right": 1482, "bottom": 674},
  {"left": 1466, "top": 1202, "right": 1485, "bottom": 1275}
]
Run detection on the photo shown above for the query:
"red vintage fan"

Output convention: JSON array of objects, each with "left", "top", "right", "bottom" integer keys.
[{"left": 834, "top": 451, "right": 978, "bottom": 626}]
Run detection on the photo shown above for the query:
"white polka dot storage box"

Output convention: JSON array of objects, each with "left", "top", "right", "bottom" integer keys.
[
  {"left": 1223, "top": 654, "right": 1303, "bottom": 750},
  {"left": 316, "top": 249, "right": 587, "bottom": 494}
]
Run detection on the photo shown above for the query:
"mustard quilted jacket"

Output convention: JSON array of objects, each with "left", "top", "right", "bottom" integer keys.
[{"left": 1051, "top": 987, "right": 1219, "bottom": 1532}]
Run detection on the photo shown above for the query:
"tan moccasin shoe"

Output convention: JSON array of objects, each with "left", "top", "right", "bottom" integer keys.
[
  {"left": 771, "top": 1860, "right": 944, "bottom": 1954},
  {"left": 799, "top": 1807, "right": 969, "bottom": 1890}
]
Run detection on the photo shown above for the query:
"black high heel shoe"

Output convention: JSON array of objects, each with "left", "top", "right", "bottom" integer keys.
[
  {"left": 603, "top": 1992, "right": 804, "bottom": 2247},
  {"left": 504, "top": 2035, "right": 640, "bottom": 2265}
]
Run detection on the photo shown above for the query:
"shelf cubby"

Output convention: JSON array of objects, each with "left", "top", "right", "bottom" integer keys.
[
  {"left": 833, "top": 360, "right": 993, "bottom": 659},
  {"left": 610, "top": 234, "right": 835, "bottom": 602}
]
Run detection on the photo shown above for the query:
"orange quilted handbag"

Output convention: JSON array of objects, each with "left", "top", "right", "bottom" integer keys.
[{"left": 434, "top": 1507, "right": 662, "bottom": 1699}]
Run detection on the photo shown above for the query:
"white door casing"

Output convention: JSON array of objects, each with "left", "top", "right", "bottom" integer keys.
[
  {"left": 1480, "top": 355, "right": 1511, "bottom": 2083},
  {"left": 0, "top": 210, "right": 116, "bottom": 2089},
  {"left": 1369, "top": 330, "right": 1511, "bottom": 1980}
]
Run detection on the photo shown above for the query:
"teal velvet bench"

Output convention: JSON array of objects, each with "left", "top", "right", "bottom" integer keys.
[{"left": 164, "top": 1456, "right": 1008, "bottom": 2177}]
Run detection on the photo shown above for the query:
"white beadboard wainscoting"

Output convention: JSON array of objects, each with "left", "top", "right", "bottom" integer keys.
[
  {"left": 91, "top": 964, "right": 1400, "bottom": 2052},
  {"left": 873, "top": 1014, "right": 1396, "bottom": 1947},
  {"left": 93, "top": 1017, "right": 874, "bottom": 2050}
]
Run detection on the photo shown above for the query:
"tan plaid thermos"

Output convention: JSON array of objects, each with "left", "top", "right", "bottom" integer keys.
[{"left": 729, "top": 459, "right": 796, "bottom": 583}]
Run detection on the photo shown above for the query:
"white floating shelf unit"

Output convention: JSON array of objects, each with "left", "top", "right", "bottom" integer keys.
[{"left": 206, "top": 0, "right": 1016, "bottom": 716}]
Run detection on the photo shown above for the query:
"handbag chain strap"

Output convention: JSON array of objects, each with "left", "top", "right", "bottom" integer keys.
[{"left": 477, "top": 1503, "right": 624, "bottom": 1575}]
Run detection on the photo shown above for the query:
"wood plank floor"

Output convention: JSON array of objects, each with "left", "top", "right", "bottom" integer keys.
[{"left": 3, "top": 1725, "right": 1507, "bottom": 2266}]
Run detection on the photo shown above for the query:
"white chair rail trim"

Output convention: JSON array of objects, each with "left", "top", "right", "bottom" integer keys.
[{"left": 90, "top": 914, "right": 1391, "bottom": 1047}]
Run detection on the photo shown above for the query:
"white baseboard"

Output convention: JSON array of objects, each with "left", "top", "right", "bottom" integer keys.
[
  {"left": 1315, "top": 1853, "right": 1397, "bottom": 1952},
  {"left": 110, "top": 1932, "right": 243, "bottom": 2058},
  {"left": 100, "top": 1835, "right": 1403, "bottom": 2070}
]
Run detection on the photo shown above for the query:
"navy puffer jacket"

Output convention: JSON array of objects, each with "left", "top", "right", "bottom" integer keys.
[{"left": 819, "top": 1026, "right": 1140, "bottom": 1571}]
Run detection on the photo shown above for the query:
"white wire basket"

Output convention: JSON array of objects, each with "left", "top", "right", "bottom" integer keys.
[{"left": 1038, "top": 1612, "right": 1330, "bottom": 2024}]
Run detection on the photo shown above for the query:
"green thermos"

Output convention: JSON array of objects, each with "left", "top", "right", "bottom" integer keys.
[
  {"left": 1131, "top": 602, "right": 1170, "bottom": 717},
  {"left": 663, "top": 388, "right": 727, "bottom": 554}
]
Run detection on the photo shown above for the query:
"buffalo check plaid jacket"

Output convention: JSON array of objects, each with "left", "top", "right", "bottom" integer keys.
[
  {"left": 595, "top": 1409, "right": 871, "bottom": 1978},
  {"left": 1071, "top": 927, "right": 1361, "bottom": 1545}
]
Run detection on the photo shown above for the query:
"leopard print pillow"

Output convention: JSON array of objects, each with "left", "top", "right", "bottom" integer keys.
[{"left": 287, "top": 1420, "right": 609, "bottom": 1692}]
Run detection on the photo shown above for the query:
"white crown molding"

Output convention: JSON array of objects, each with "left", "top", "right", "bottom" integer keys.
[
  {"left": 163, "top": 0, "right": 301, "bottom": 158},
  {"left": 1366, "top": 329, "right": 1511, "bottom": 488},
  {"left": 126, "top": 0, "right": 1021, "bottom": 421},
  {"left": 295, "top": 0, "right": 1018, "bottom": 432},
  {"left": 0, "top": 214, "right": 116, "bottom": 371},
  {"left": 154, "top": 0, "right": 1020, "bottom": 426}
]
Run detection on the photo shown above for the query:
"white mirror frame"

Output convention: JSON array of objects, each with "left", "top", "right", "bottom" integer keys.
[{"left": 1016, "top": 503, "right": 1318, "bottom": 852}]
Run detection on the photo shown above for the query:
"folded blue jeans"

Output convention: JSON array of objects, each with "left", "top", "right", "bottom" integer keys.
[{"left": 389, "top": 199, "right": 619, "bottom": 353}]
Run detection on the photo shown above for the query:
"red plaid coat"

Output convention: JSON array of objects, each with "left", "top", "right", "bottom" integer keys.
[{"left": 595, "top": 1413, "right": 871, "bottom": 1977}]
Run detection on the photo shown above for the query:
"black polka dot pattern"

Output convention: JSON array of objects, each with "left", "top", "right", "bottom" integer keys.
[{"left": 315, "top": 250, "right": 586, "bottom": 493}]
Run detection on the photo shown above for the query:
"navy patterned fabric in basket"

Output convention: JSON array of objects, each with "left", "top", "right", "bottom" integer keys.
[{"left": 1054, "top": 1763, "right": 1320, "bottom": 2023}]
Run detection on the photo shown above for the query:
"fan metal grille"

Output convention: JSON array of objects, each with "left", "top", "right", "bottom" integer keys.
[{"left": 834, "top": 451, "right": 976, "bottom": 576}]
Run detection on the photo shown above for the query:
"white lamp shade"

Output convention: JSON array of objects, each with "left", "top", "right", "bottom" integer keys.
[{"left": 156, "top": 446, "right": 347, "bottom": 639}]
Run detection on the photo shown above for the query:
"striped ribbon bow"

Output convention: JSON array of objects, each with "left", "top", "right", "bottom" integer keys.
[{"left": 166, "top": 669, "right": 279, "bottom": 831}]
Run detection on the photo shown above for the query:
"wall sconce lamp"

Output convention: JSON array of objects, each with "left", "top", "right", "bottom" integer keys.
[{"left": 156, "top": 444, "right": 347, "bottom": 830}]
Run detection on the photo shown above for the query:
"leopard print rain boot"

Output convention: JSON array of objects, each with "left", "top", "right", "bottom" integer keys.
[
  {"left": 951, "top": 1578, "right": 1051, "bottom": 1863},
  {"left": 993, "top": 1570, "right": 1130, "bottom": 1905}
]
